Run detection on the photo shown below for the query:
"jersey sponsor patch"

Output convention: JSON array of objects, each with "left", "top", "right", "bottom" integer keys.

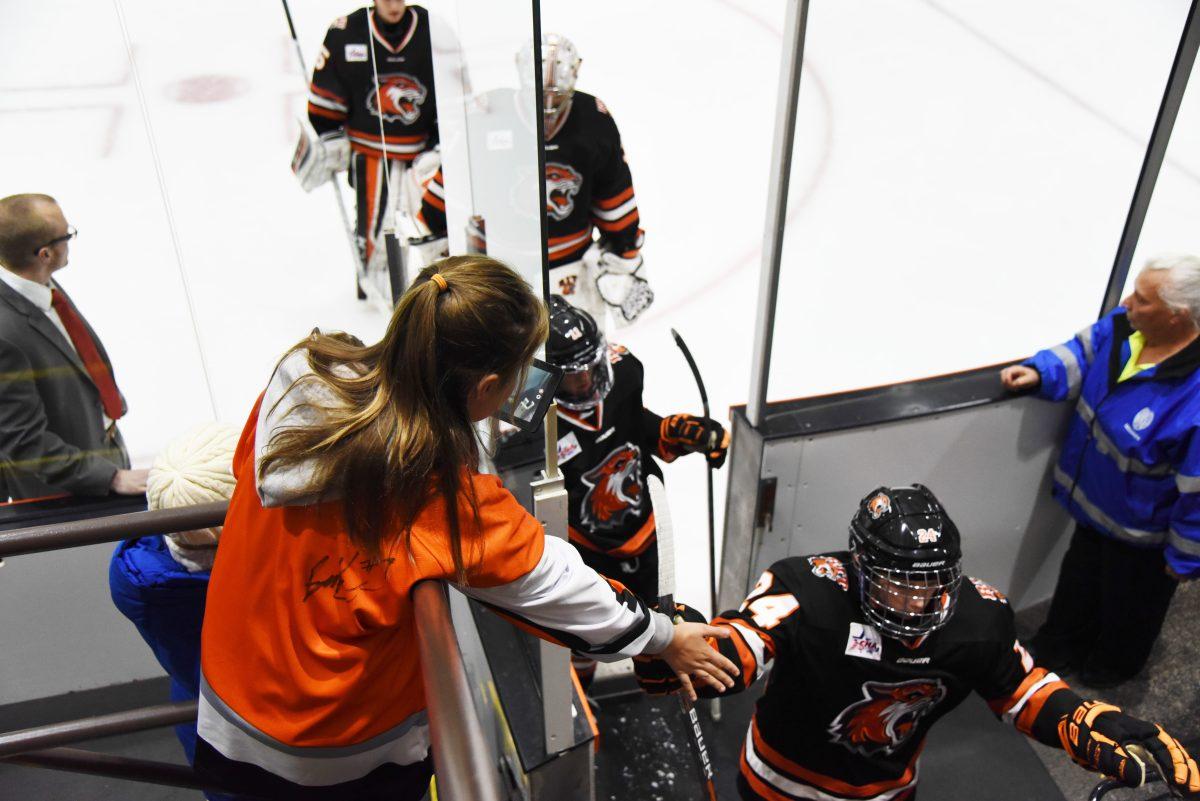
[
  {"left": 367, "top": 73, "right": 428, "bottom": 124},
  {"left": 828, "top": 678, "right": 947, "bottom": 756},
  {"left": 345, "top": 43, "right": 368, "bottom": 62},
  {"left": 579, "top": 443, "right": 645, "bottom": 532},
  {"left": 845, "top": 622, "right": 883, "bottom": 661},
  {"left": 557, "top": 431, "right": 582, "bottom": 465},
  {"left": 546, "top": 162, "right": 583, "bottom": 220},
  {"left": 808, "top": 555, "right": 849, "bottom": 591},
  {"left": 970, "top": 577, "right": 1008, "bottom": 604}
]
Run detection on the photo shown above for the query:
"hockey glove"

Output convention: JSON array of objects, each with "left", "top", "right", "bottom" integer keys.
[
  {"left": 634, "top": 603, "right": 708, "bottom": 695},
  {"left": 660, "top": 414, "right": 729, "bottom": 468},
  {"left": 589, "top": 250, "right": 654, "bottom": 326},
  {"left": 292, "top": 122, "right": 349, "bottom": 193},
  {"left": 1059, "top": 701, "right": 1200, "bottom": 795}
]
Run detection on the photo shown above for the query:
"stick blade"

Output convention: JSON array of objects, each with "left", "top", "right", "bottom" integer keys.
[{"left": 648, "top": 474, "right": 676, "bottom": 605}]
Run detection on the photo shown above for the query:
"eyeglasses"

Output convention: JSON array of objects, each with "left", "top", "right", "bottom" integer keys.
[{"left": 34, "top": 225, "right": 77, "bottom": 254}]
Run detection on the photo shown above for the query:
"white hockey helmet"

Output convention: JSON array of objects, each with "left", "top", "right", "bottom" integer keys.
[{"left": 517, "top": 33, "right": 581, "bottom": 137}]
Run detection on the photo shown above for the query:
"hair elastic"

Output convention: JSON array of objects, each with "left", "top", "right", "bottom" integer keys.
[{"left": 430, "top": 273, "right": 449, "bottom": 292}]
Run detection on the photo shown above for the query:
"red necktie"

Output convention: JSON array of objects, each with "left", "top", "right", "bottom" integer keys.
[{"left": 50, "top": 289, "right": 124, "bottom": 420}]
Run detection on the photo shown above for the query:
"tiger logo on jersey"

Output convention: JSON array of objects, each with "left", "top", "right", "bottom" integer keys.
[
  {"left": 828, "top": 679, "right": 946, "bottom": 756},
  {"left": 368, "top": 73, "right": 427, "bottom": 124},
  {"left": 580, "top": 444, "right": 645, "bottom": 531},
  {"left": 546, "top": 163, "right": 583, "bottom": 220},
  {"left": 808, "top": 555, "right": 849, "bottom": 591}
]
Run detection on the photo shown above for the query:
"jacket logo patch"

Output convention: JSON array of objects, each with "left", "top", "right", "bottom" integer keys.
[
  {"left": 580, "top": 444, "right": 644, "bottom": 531},
  {"left": 345, "top": 43, "right": 368, "bottom": 62},
  {"left": 829, "top": 679, "right": 946, "bottom": 756},
  {"left": 1132, "top": 407, "right": 1154, "bottom": 432},
  {"left": 808, "top": 555, "right": 848, "bottom": 591},
  {"left": 845, "top": 622, "right": 882, "bottom": 661},
  {"left": 545, "top": 162, "right": 583, "bottom": 221},
  {"left": 368, "top": 73, "right": 428, "bottom": 124}
]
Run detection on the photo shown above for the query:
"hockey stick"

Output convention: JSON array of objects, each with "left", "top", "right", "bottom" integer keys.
[
  {"left": 670, "top": 328, "right": 722, "bottom": 723},
  {"left": 648, "top": 475, "right": 719, "bottom": 801},
  {"left": 279, "top": 0, "right": 368, "bottom": 300}
]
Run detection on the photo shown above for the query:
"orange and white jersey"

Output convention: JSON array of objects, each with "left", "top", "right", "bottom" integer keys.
[
  {"left": 695, "top": 556, "right": 1079, "bottom": 801},
  {"left": 198, "top": 349, "right": 671, "bottom": 786}
]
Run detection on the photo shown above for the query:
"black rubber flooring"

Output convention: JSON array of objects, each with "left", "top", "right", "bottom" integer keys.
[{"left": 591, "top": 680, "right": 1067, "bottom": 801}]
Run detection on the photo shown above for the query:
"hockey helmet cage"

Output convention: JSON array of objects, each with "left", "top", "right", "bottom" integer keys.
[
  {"left": 547, "top": 295, "right": 611, "bottom": 411},
  {"left": 848, "top": 484, "right": 963, "bottom": 640},
  {"left": 516, "top": 34, "right": 581, "bottom": 136}
]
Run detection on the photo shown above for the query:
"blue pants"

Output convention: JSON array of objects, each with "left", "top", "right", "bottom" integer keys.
[{"left": 109, "top": 536, "right": 236, "bottom": 801}]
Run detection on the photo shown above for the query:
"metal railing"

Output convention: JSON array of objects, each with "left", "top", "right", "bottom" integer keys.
[{"left": 0, "top": 502, "right": 503, "bottom": 800}]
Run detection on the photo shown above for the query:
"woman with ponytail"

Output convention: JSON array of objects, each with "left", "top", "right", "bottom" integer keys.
[{"left": 194, "top": 256, "right": 736, "bottom": 800}]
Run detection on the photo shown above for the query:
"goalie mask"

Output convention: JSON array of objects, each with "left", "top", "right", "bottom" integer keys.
[
  {"left": 547, "top": 295, "right": 611, "bottom": 411},
  {"left": 849, "top": 484, "right": 963, "bottom": 640},
  {"left": 516, "top": 34, "right": 581, "bottom": 138}
]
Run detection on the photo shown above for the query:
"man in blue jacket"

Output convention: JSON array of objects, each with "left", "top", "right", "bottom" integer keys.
[{"left": 1001, "top": 254, "right": 1200, "bottom": 688}]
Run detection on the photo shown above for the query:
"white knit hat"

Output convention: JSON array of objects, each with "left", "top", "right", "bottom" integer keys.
[{"left": 147, "top": 422, "right": 240, "bottom": 571}]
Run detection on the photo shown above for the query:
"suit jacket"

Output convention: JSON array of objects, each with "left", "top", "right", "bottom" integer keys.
[{"left": 0, "top": 278, "right": 129, "bottom": 501}]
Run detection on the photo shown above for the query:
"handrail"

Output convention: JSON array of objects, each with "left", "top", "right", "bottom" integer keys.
[
  {"left": 0, "top": 501, "right": 228, "bottom": 557},
  {"left": 413, "top": 581, "right": 504, "bottom": 801},
  {"left": 0, "top": 702, "right": 197, "bottom": 759}
]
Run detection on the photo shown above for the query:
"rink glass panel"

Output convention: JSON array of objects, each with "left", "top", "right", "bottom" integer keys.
[
  {"left": 428, "top": 0, "right": 548, "bottom": 297},
  {"left": 763, "top": 0, "right": 1196, "bottom": 403},
  {"left": 1127, "top": 46, "right": 1200, "bottom": 295}
]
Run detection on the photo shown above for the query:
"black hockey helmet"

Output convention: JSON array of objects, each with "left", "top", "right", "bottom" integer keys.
[
  {"left": 848, "top": 484, "right": 963, "bottom": 640},
  {"left": 546, "top": 295, "right": 612, "bottom": 411}
]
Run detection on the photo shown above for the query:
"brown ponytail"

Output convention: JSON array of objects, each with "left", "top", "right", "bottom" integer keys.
[{"left": 258, "top": 256, "right": 548, "bottom": 581}]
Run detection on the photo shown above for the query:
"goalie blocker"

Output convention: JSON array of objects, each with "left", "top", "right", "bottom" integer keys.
[{"left": 634, "top": 485, "right": 1200, "bottom": 800}]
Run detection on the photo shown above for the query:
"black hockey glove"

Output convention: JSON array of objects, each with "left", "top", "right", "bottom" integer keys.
[
  {"left": 660, "top": 414, "right": 728, "bottom": 468},
  {"left": 634, "top": 603, "right": 709, "bottom": 696},
  {"left": 1059, "top": 701, "right": 1200, "bottom": 796}
]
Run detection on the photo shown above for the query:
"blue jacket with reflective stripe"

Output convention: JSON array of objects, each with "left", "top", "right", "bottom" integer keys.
[{"left": 1026, "top": 308, "right": 1200, "bottom": 576}]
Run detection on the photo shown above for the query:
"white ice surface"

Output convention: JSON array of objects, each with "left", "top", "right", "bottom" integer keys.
[{"left": 1, "top": 3, "right": 1198, "bottom": 674}]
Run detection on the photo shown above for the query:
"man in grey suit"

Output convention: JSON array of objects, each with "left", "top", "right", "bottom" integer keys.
[{"left": 0, "top": 193, "right": 148, "bottom": 502}]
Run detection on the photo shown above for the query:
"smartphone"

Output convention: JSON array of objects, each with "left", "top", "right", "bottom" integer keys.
[{"left": 495, "top": 358, "right": 563, "bottom": 432}]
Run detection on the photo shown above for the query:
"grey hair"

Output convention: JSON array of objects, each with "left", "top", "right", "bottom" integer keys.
[{"left": 1142, "top": 253, "right": 1200, "bottom": 329}]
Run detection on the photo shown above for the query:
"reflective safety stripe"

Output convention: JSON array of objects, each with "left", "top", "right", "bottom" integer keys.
[
  {"left": 1168, "top": 528, "right": 1200, "bottom": 556},
  {"left": 1076, "top": 325, "right": 1095, "bottom": 364},
  {"left": 1051, "top": 344, "right": 1082, "bottom": 396},
  {"left": 1053, "top": 466, "right": 1166, "bottom": 545},
  {"left": 742, "top": 725, "right": 917, "bottom": 801},
  {"left": 197, "top": 677, "right": 429, "bottom": 786},
  {"left": 1177, "top": 473, "right": 1200, "bottom": 494},
  {"left": 1075, "top": 400, "right": 1173, "bottom": 477}
]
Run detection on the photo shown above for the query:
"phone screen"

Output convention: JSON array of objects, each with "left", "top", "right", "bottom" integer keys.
[{"left": 495, "top": 358, "right": 563, "bottom": 432}]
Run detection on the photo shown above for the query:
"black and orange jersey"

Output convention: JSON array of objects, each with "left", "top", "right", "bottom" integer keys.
[
  {"left": 518, "top": 346, "right": 686, "bottom": 559},
  {"left": 307, "top": 6, "right": 437, "bottom": 161},
  {"left": 704, "top": 554, "right": 1080, "bottom": 801},
  {"left": 419, "top": 91, "right": 643, "bottom": 273}
]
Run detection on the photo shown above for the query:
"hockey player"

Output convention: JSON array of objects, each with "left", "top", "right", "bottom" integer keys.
[
  {"left": 420, "top": 34, "right": 651, "bottom": 326},
  {"left": 636, "top": 484, "right": 1200, "bottom": 800},
  {"left": 532, "top": 296, "right": 727, "bottom": 685},
  {"left": 303, "top": 0, "right": 439, "bottom": 286}
]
